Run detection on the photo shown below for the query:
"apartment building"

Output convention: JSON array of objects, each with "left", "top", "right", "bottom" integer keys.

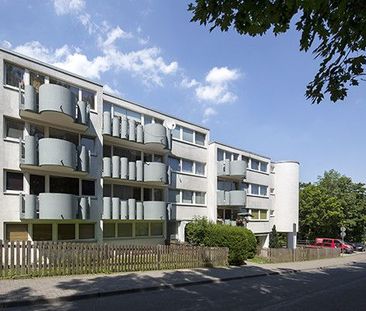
[{"left": 0, "top": 48, "right": 299, "bottom": 248}]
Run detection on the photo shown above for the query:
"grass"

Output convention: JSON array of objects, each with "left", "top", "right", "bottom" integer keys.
[{"left": 247, "top": 256, "right": 271, "bottom": 264}]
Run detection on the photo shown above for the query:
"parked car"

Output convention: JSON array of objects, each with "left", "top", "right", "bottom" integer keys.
[
  {"left": 310, "top": 238, "right": 353, "bottom": 254},
  {"left": 350, "top": 242, "right": 366, "bottom": 252}
]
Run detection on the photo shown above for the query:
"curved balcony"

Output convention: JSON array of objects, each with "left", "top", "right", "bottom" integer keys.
[
  {"left": 144, "top": 123, "right": 170, "bottom": 151},
  {"left": 217, "top": 160, "right": 247, "bottom": 179},
  {"left": 144, "top": 162, "right": 167, "bottom": 184},
  {"left": 143, "top": 201, "right": 166, "bottom": 220},
  {"left": 19, "top": 84, "right": 89, "bottom": 131}
]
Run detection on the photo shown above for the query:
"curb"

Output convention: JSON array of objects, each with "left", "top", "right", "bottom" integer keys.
[{"left": 0, "top": 268, "right": 299, "bottom": 309}]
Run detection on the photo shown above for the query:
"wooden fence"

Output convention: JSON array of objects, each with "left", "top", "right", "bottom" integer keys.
[
  {"left": 259, "top": 247, "right": 341, "bottom": 263},
  {"left": 0, "top": 240, "right": 228, "bottom": 278}
]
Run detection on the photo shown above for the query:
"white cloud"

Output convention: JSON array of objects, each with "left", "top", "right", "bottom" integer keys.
[
  {"left": 180, "top": 77, "right": 199, "bottom": 89},
  {"left": 202, "top": 107, "right": 217, "bottom": 123},
  {"left": 206, "top": 66, "right": 240, "bottom": 84},
  {"left": 103, "top": 26, "right": 132, "bottom": 47},
  {"left": 53, "top": 0, "right": 85, "bottom": 15},
  {"left": 1, "top": 40, "right": 12, "bottom": 49},
  {"left": 103, "top": 84, "right": 122, "bottom": 96}
]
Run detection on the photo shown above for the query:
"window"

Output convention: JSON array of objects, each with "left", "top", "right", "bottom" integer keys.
[
  {"left": 251, "top": 184, "right": 259, "bottom": 195},
  {"left": 182, "top": 159, "right": 193, "bottom": 173},
  {"left": 5, "top": 63, "right": 24, "bottom": 87},
  {"left": 154, "top": 154, "right": 163, "bottom": 163},
  {"left": 182, "top": 128, "right": 193, "bottom": 143},
  {"left": 49, "top": 128, "right": 78, "bottom": 146},
  {"left": 103, "top": 183, "right": 112, "bottom": 196},
  {"left": 79, "top": 224, "right": 95, "bottom": 239},
  {"left": 195, "top": 132, "right": 205, "bottom": 146},
  {"left": 168, "top": 189, "right": 180, "bottom": 203},
  {"left": 5, "top": 118, "right": 24, "bottom": 140},
  {"left": 195, "top": 192, "right": 205, "bottom": 205},
  {"left": 135, "top": 223, "right": 149, "bottom": 237},
  {"left": 251, "top": 159, "right": 259, "bottom": 170},
  {"left": 30, "top": 175, "right": 45, "bottom": 195},
  {"left": 82, "top": 180, "right": 95, "bottom": 196},
  {"left": 260, "top": 210, "right": 268, "bottom": 220},
  {"left": 103, "top": 223, "right": 115, "bottom": 238},
  {"left": 217, "top": 149, "right": 224, "bottom": 161},
  {"left": 50, "top": 176, "right": 78, "bottom": 195},
  {"left": 29, "top": 124, "right": 44, "bottom": 139},
  {"left": 195, "top": 162, "right": 205, "bottom": 176},
  {"left": 154, "top": 189, "right": 163, "bottom": 201},
  {"left": 5, "top": 171, "right": 23, "bottom": 191},
  {"left": 144, "top": 188, "right": 152, "bottom": 201},
  {"left": 151, "top": 222, "right": 163, "bottom": 236},
  {"left": 251, "top": 209, "right": 259, "bottom": 220},
  {"left": 6, "top": 224, "right": 28, "bottom": 241},
  {"left": 30, "top": 72, "right": 45, "bottom": 93},
  {"left": 144, "top": 115, "right": 153, "bottom": 124},
  {"left": 226, "top": 152, "right": 232, "bottom": 161},
  {"left": 172, "top": 125, "right": 181, "bottom": 139},
  {"left": 155, "top": 118, "right": 164, "bottom": 124},
  {"left": 82, "top": 89, "right": 95, "bottom": 110},
  {"left": 144, "top": 153, "right": 153, "bottom": 162},
  {"left": 168, "top": 157, "right": 180, "bottom": 171},
  {"left": 81, "top": 136, "right": 95, "bottom": 153},
  {"left": 233, "top": 153, "right": 239, "bottom": 160},
  {"left": 251, "top": 209, "right": 268, "bottom": 220},
  {"left": 33, "top": 224, "right": 52, "bottom": 241},
  {"left": 182, "top": 191, "right": 193, "bottom": 204},
  {"left": 260, "top": 162, "right": 268, "bottom": 173},
  {"left": 117, "top": 223, "right": 133, "bottom": 237},
  {"left": 260, "top": 186, "right": 268, "bottom": 196},
  {"left": 58, "top": 224, "right": 75, "bottom": 240},
  {"left": 103, "top": 145, "right": 111, "bottom": 157}
]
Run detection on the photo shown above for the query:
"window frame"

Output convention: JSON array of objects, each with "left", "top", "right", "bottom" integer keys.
[
  {"left": 3, "top": 117, "right": 24, "bottom": 142},
  {"left": 4, "top": 170, "right": 24, "bottom": 193}
]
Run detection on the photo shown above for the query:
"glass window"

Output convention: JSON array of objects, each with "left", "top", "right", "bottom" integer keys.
[
  {"left": 182, "top": 159, "right": 193, "bottom": 173},
  {"left": 260, "top": 162, "right": 268, "bottom": 173},
  {"left": 144, "top": 188, "right": 153, "bottom": 201},
  {"left": 103, "top": 184, "right": 112, "bottom": 196},
  {"left": 154, "top": 118, "right": 163, "bottom": 124},
  {"left": 5, "top": 118, "right": 24, "bottom": 139},
  {"left": 150, "top": 222, "right": 163, "bottom": 236},
  {"left": 103, "top": 145, "right": 111, "bottom": 157},
  {"left": 144, "top": 115, "right": 153, "bottom": 124},
  {"left": 33, "top": 224, "right": 52, "bottom": 241},
  {"left": 5, "top": 63, "right": 24, "bottom": 87},
  {"left": 30, "top": 72, "right": 45, "bottom": 93},
  {"left": 195, "top": 192, "right": 205, "bottom": 205},
  {"left": 29, "top": 124, "right": 44, "bottom": 139},
  {"left": 182, "top": 191, "right": 193, "bottom": 204},
  {"left": 260, "top": 186, "right": 268, "bottom": 196},
  {"left": 217, "top": 149, "right": 224, "bottom": 161},
  {"left": 172, "top": 125, "right": 181, "bottom": 139},
  {"left": 81, "top": 136, "right": 95, "bottom": 153},
  {"left": 50, "top": 176, "right": 79, "bottom": 195},
  {"left": 233, "top": 154, "right": 239, "bottom": 160},
  {"left": 6, "top": 171, "right": 23, "bottom": 191},
  {"left": 182, "top": 127, "right": 193, "bottom": 143},
  {"left": 79, "top": 224, "right": 95, "bottom": 239},
  {"left": 168, "top": 157, "right": 180, "bottom": 171},
  {"left": 251, "top": 209, "right": 259, "bottom": 220},
  {"left": 226, "top": 152, "right": 232, "bottom": 161},
  {"left": 144, "top": 153, "right": 153, "bottom": 162},
  {"left": 6, "top": 224, "right": 28, "bottom": 241},
  {"left": 168, "top": 189, "right": 180, "bottom": 203},
  {"left": 195, "top": 132, "right": 205, "bottom": 146},
  {"left": 82, "top": 180, "right": 95, "bottom": 196},
  {"left": 251, "top": 159, "right": 260, "bottom": 170},
  {"left": 260, "top": 210, "right": 268, "bottom": 220},
  {"left": 195, "top": 162, "right": 205, "bottom": 176},
  {"left": 49, "top": 128, "right": 78, "bottom": 146},
  {"left": 30, "top": 175, "right": 45, "bottom": 195},
  {"left": 135, "top": 223, "right": 149, "bottom": 237},
  {"left": 154, "top": 189, "right": 163, "bottom": 201},
  {"left": 251, "top": 184, "right": 259, "bottom": 195},
  {"left": 224, "top": 209, "right": 232, "bottom": 220},
  {"left": 217, "top": 209, "right": 224, "bottom": 219},
  {"left": 82, "top": 89, "right": 95, "bottom": 110},
  {"left": 103, "top": 223, "right": 115, "bottom": 238},
  {"left": 58, "top": 224, "right": 75, "bottom": 240},
  {"left": 117, "top": 223, "right": 133, "bottom": 237},
  {"left": 154, "top": 154, "right": 163, "bottom": 163},
  {"left": 126, "top": 109, "right": 141, "bottom": 122}
]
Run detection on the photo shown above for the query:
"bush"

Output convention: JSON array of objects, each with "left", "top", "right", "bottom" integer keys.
[{"left": 185, "top": 218, "right": 257, "bottom": 265}]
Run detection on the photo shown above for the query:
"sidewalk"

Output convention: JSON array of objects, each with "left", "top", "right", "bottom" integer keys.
[{"left": 1, "top": 252, "right": 366, "bottom": 308}]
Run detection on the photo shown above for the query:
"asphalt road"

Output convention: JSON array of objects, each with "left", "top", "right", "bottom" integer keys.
[{"left": 9, "top": 261, "right": 366, "bottom": 311}]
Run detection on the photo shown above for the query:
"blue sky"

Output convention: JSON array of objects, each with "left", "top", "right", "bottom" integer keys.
[{"left": 1, "top": 0, "right": 365, "bottom": 183}]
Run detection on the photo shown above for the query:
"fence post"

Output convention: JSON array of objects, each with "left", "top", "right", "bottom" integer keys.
[{"left": 157, "top": 245, "right": 161, "bottom": 270}]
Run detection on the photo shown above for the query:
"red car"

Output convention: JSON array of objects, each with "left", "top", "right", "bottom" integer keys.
[{"left": 311, "top": 238, "right": 353, "bottom": 253}]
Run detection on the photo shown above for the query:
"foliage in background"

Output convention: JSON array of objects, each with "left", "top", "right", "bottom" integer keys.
[
  {"left": 188, "top": 1, "right": 366, "bottom": 104},
  {"left": 299, "top": 170, "right": 366, "bottom": 241},
  {"left": 269, "top": 225, "right": 281, "bottom": 248},
  {"left": 185, "top": 218, "right": 257, "bottom": 265}
]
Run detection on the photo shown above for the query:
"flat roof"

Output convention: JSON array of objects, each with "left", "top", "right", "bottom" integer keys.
[
  {"left": 0, "top": 47, "right": 209, "bottom": 131},
  {"left": 210, "top": 141, "right": 271, "bottom": 160}
]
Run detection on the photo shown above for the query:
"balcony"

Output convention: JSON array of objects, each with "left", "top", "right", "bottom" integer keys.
[
  {"left": 102, "top": 112, "right": 172, "bottom": 153},
  {"left": 102, "top": 157, "right": 167, "bottom": 185},
  {"left": 19, "top": 193, "right": 92, "bottom": 220},
  {"left": 19, "top": 84, "right": 89, "bottom": 131},
  {"left": 102, "top": 198, "right": 166, "bottom": 221},
  {"left": 217, "top": 190, "right": 246, "bottom": 206},
  {"left": 20, "top": 137, "right": 89, "bottom": 175},
  {"left": 217, "top": 160, "right": 247, "bottom": 180}
]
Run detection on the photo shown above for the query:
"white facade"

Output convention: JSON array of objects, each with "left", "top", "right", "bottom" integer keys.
[{"left": 0, "top": 48, "right": 299, "bottom": 248}]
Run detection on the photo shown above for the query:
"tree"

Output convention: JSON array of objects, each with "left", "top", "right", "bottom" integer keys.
[
  {"left": 188, "top": 1, "right": 366, "bottom": 104},
  {"left": 299, "top": 170, "right": 366, "bottom": 241},
  {"left": 269, "top": 225, "right": 281, "bottom": 248}
]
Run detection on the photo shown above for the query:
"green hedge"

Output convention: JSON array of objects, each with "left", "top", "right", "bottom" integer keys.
[{"left": 185, "top": 218, "right": 257, "bottom": 265}]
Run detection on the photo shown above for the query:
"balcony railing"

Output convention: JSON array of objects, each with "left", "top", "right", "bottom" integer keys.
[
  {"left": 217, "top": 190, "right": 247, "bottom": 206},
  {"left": 19, "top": 193, "right": 93, "bottom": 220},
  {"left": 217, "top": 160, "right": 247, "bottom": 179},
  {"left": 103, "top": 197, "right": 166, "bottom": 221}
]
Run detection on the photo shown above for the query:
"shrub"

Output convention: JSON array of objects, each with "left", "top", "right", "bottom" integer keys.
[{"left": 185, "top": 218, "right": 257, "bottom": 265}]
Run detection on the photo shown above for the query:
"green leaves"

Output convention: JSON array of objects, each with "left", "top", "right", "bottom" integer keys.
[
  {"left": 299, "top": 169, "right": 366, "bottom": 241},
  {"left": 188, "top": 0, "right": 366, "bottom": 104}
]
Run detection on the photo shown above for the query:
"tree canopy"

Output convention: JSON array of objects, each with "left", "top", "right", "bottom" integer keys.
[
  {"left": 188, "top": 0, "right": 366, "bottom": 104},
  {"left": 299, "top": 170, "right": 366, "bottom": 242}
]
